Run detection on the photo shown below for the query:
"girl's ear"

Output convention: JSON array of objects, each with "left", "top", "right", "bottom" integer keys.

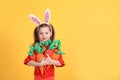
[
  {"left": 44, "top": 9, "right": 50, "bottom": 23},
  {"left": 29, "top": 14, "right": 41, "bottom": 25}
]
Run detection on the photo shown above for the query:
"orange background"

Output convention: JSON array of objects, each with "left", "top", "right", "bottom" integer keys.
[{"left": 0, "top": 0, "right": 120, "bottom": 80}]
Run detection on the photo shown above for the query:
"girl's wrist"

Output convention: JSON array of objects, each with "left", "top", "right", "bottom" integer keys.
[
  {"left": 51, "top": 59, "right": 57, "bottom": 65},
  {"left": 39, "top": 62, "right": 46, "bottom": 66},
  {"left": 52, "top": 60, "right": 62, "bottom": 66}
]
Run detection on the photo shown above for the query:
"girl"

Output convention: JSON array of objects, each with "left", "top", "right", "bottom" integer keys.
[{"left": 24, "top": 9, "right": 65, "bottom": 80}]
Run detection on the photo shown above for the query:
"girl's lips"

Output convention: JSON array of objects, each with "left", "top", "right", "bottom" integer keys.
[{"left": 42, "top": 38, "right": 47, "bottom": 40}]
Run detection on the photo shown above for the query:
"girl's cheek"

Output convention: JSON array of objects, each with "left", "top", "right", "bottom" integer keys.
[{"left": 39, "top": 36, "right": 42, "bottom": 38}]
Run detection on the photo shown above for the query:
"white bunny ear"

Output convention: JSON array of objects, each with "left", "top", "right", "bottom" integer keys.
[
  {"left": 29, "top": 14, "right": 41, "bottom": 25},
  {"left": 44, "top": 9, "right": 50, "bottom": 23}
]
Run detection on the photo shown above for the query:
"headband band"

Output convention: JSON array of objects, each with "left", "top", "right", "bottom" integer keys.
[{"left": 36, "top": 23, "right": 52, "bottom": 33}]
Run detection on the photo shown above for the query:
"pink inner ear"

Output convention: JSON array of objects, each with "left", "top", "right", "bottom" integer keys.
[
  {"left": 45, "top": 12, "right": 49, "bottom": 22},
  {"left": 31, "top": 17, "right": 40, "bottom": 24}
]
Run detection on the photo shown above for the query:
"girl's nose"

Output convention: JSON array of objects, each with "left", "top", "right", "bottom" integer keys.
[{"left": 43, "top": 34, "right": 46, "bottom": 37}]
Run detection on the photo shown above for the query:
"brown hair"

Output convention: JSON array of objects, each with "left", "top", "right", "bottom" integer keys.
[{"left": 33, "top": 23, "right": 55, "bottom": 44}]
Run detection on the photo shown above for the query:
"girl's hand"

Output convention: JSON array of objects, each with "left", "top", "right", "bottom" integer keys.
[
  {"left": 38, "top": 54, "right": 62, "bottom": 66},
  {"left": 46, "top": 54, "right": 62, "bottom": 66},
  {"left": 39, "top": 58, "right": 48, "bottom": 66},
  {"left": 45, "top": 54, "right": 53, "bottom": 65}
]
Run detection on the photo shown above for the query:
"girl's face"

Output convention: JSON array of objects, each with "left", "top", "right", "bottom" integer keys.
[{"left": 38, "top": 26, "right": 52, "bottom": 42}]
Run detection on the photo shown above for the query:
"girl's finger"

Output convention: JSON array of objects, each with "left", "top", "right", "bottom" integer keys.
[{"left": 46, "top": 54, "right": 50, "bottom": 58}]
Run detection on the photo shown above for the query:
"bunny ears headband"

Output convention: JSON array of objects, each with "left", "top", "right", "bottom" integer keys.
[{"left": 29, "top": 8, "right": 51, "bottom": 26}]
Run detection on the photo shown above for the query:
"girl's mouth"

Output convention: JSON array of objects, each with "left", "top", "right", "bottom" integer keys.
[{"left": 42, "top": 38, "right": 47, "bottom": 40}]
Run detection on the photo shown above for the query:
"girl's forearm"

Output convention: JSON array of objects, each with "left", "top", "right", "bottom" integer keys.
[
  {"left": 27, "top": 60, "right": 43, "bottom": 66},
  {"left": 27, "top": 60, "right": 62, "bottom": 67},
  {"left": 52, "top": 60, "right": 62, "bottom": 66}
]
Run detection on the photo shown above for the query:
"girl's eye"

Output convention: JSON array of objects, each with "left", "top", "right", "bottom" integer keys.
[
  {"left": 40, "top": 33, "right": 43, "bottom": 35},
  {"left": 46, "top": 32, "right": 48, "bottom": 34}
]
